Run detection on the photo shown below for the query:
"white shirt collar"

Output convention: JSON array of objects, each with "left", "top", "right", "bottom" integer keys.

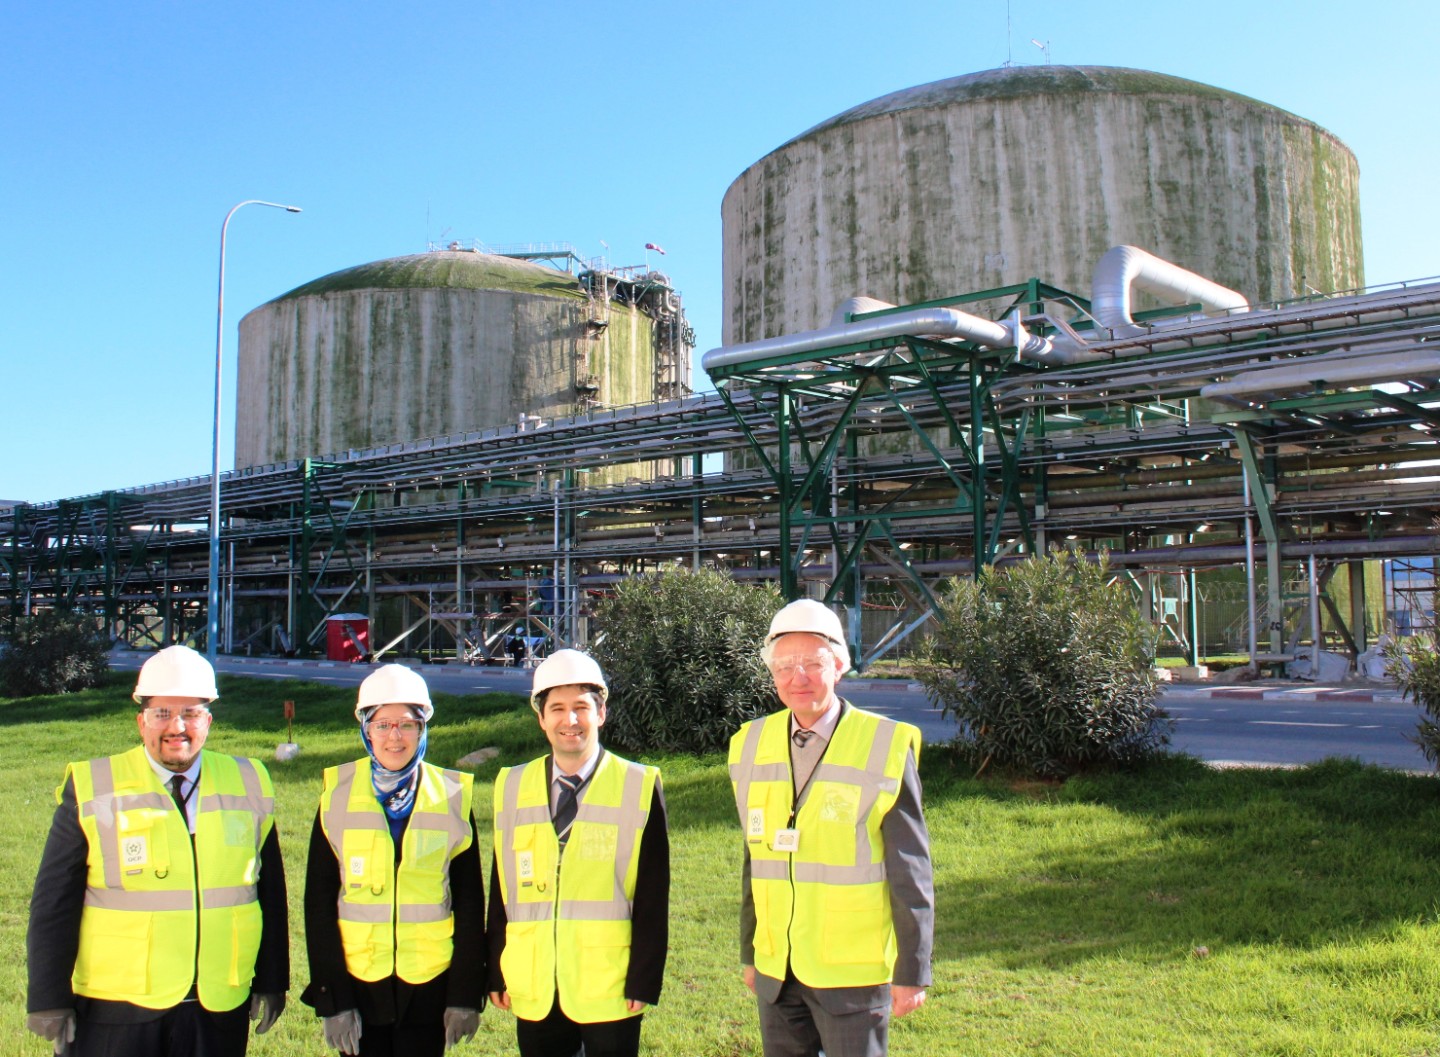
[
  {"left": 144, "top": 749, "right": 201, "bottom": 792},
  {"left": 790, "top": 697, "right": 842, "bottom": 742},
  {"left": 554, "top": 748, "right": 602, "bottom": 785}
]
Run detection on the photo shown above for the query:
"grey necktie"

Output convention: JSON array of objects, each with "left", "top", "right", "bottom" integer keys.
[
  {"left": 553, "top": 773, "right": 582, "bottom": 845},
  {"left": 791, "top": 728, "right": 824, "bottom": 793}
]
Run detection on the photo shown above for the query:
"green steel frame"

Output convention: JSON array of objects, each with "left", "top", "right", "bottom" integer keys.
[{"left": 5, "top": 276, "right": 1440, "bottom": 672}]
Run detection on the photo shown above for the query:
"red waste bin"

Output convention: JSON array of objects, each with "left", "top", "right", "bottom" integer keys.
[{"left": 325, "top": 614, "right": 370, "bottom": 662}]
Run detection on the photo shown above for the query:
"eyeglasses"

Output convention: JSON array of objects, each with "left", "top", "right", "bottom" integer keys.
[
  {"left": 142, "top": 706, "right": 212, "bottom": 728},
  {"left": 768, "top": 655, "right": 835, "bottom": 679},
  {"left": 368, "top": 719, "right": 423, "bottom": 737}
]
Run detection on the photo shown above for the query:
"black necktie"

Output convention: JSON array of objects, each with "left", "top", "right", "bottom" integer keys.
[
  {"left": 170, "top": 774, "right": 189, "bottom": 827},
  {"left": 792, "top": 728, "right": 816, "bottom": 749},
  {"left": 553, "top": 773, "right": 582, "bottom": 846}
]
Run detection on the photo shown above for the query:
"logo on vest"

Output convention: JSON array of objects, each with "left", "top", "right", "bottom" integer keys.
[
  {"left": 747, "top": 807, "right": 766, "bottom": 843},
  {"left": 578, "top": 824, "right": 617, "bottom": 862},
  {"left": 817, "top": 786, "right": 860, "bottom": 825},
  {"left": 518, "top": 850, "right": 535, "bottom": 887},
  {"left": 122, "top": 834, "right": 148, "bottom": 870},
  {"left": 224, "top": 815, "right": 254, "bottom": 847}
]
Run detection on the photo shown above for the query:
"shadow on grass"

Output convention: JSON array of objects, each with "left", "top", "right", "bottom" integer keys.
[{"left": 924, "top": 750, "right": 1440, "bottom": 968}]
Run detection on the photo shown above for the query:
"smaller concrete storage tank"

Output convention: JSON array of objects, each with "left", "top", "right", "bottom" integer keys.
[{"left": 236, "top": 250, "right": 688, "bottom": 469}]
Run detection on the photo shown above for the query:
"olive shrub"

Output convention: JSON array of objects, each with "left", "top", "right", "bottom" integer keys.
[
  {"left": 0, "top": 609, "right": 110, "bottom": 697},
  {"left": 591, "top": 568, "right": 780, "bottom": 754},
  {"left": 916, "top": 550, "right": 1170, "bottom": 778}
]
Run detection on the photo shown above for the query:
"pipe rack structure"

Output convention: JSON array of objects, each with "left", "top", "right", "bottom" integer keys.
[{"left": 5, "top": 254, "right": 1440, "bottom": 669}]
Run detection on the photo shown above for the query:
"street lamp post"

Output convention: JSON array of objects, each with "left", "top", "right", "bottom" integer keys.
[{"left": 209, "top": 200, "right": 301, "bottom": 665}]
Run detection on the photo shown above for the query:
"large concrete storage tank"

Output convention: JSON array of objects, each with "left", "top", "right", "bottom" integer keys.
[
  {"left": 236, "top": 250, "right": 682, "bottom": 468},
  {"left": 723, "top": 65, "right": 1362, "bottom": 342}
]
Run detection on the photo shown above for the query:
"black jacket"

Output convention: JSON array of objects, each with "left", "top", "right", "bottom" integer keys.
[
  {"left": 486, "top": 753, "right": 670, "bottom": 1007},
  {"left": 27, "top": 767, "right": 290, "bottom": 1021},
  {"left": 301, "top": 794, "right": 487, "bottom": 1024}
]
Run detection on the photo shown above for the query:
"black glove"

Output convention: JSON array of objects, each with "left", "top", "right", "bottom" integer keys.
[{"left": 249, "top": 992, "right": 285, "bottom": 1034}]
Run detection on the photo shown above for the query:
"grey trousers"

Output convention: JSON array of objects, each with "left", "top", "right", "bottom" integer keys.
[{"left": 756, "top": 975, "right": 889, "bottom": 1057}]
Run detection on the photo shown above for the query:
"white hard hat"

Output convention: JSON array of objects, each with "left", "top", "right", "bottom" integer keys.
[
  {"left": 133, "top": 645, "right": 219, "bottom": 704},
  {"left": 763, "top": 599, "right": 851, "bottom": 670},
  {"left": 530, "top": 649, "right": 608, "bottom": 713},
  {"left": 356, "top": 664, "right": 434, "bottom": 722}
]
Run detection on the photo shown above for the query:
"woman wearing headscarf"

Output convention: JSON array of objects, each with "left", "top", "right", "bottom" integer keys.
[{"left": 302, "top": 664, "right": 485, "bottom": 1056}]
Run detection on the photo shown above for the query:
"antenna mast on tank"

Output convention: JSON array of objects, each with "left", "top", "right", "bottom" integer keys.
[{"left": 1004, "top": 0, "right": 1013, "bottom": 67}]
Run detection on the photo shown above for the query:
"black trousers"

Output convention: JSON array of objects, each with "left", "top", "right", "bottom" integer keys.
[
  {"left": 74, "top": 1001, "right": 249, "bottom": 1057},
  {"left": 348, "top": 1019, "right": 446, "bottom": 1057},
  {"left": 515, "top": 996, "right": 643, "bottom": 1057}
]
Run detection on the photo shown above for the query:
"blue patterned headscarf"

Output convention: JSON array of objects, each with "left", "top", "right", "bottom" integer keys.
[{"left": 360, "top": 705, "right": 428, "bottom": 841}]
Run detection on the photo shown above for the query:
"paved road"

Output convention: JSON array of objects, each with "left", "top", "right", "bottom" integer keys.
[
  {"left": 108, "top": 653, "right": 1432, "bottom": 772},
  {"left": 1163, "top": 688, "right": 1427, "bottom": 771}
]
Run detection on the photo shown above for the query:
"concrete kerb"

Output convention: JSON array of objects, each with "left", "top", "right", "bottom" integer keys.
[{"left": 884, "top": 678, "right": 1406, "bottom": 704}]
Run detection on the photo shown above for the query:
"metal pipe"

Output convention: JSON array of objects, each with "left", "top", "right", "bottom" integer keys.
[
  {"left": 1091, "top": 244, "right": 1250, "bottom": 339},
  {"left": 1200, "top": 346, "right": 1440, "bottom": 400},
  {"left": 702, "top": 304, "right": 1049, "bottom": 372}
]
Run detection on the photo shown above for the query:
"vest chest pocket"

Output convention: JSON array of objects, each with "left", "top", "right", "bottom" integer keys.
[
  {"left": 342, "top": 831, "right": 386, "bottom": 893},
  {"left": 576, "top": 822, "right": 617, "bottom": 862},
  {"left": 407, "top": 829, "right": 451, "bottom": 874},
  {"left": 115, "top": 814, "right": 169, "bottom": 880}
]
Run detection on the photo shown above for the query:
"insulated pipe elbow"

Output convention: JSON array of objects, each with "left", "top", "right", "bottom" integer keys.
[
  {"left": 1092, "top": 245, "right": 1250, "bottom": 339},
  {"left": 702, "top": 304, "right": 1024, "bottom": 373}
]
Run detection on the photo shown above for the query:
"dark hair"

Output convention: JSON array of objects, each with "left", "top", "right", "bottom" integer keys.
[{"left": 536, "top": 683, "right": 605, "bottom": 710}]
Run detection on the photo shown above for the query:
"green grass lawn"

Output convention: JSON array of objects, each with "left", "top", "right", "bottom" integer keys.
[{"left": 4, "top": 673, "right": 1440, "bottom": 1055}]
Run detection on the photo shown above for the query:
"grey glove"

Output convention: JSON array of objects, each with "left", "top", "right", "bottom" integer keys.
[
  {"left": 323, "top": 1008, "right": 363, "bottom": 1055},
  {"left": 443, "top": 1006, "right": 480, "bottom": 1050},
  {"left": 25, "top": 1009, "right": 76, "bottom": 1056},
  {"left": 249, "top": 992, "right": 285, "bottom": 1034}
]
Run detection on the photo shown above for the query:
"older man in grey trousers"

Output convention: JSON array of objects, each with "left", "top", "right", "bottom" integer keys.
[{"left": 729, "top": 600, "right": 934, "bottom": 1057}]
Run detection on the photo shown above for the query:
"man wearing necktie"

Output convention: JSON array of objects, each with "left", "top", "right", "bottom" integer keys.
[
  {"left": 730, "top": 600, "right": 934, "bottom": 1057},
  {"left": 488, "top": 649, "right": 670, "bottom": 1057},
  {"left": 26, "top": 645, "right": 289, "bottom": 1057}
]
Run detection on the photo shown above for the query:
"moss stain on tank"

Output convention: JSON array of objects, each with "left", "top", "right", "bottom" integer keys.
[{"left": 236, "top": 251, "right": 684, "bottom": 473}]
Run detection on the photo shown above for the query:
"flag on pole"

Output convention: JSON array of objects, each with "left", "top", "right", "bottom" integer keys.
[{"left": 645, "top": 243, "right": 667, "bottom": 255}]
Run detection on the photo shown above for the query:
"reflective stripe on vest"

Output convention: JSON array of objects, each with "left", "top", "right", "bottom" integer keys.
[
  {"left": 319, "top": 759, "right": 475, "bottom": 984},
  {"left": 729, "top": 705, "right": 920, "bottom": 989},
  {"left": 66, "top": 747, "right": 274, "bottom": 1010},
  {"left": 493, "top": 752, "right": 656, "bottom": 1024}
]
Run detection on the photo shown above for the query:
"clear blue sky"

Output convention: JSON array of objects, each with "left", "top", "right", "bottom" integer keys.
[{"left": 4, "top": 0, "right": 1436, "bottom": 503}]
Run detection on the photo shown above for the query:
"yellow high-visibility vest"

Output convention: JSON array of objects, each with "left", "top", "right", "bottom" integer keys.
[
  {"left": 492, "top": 752, "right": 657, "bottom": 1023},
  {"left": 66, "top": 746, "right": 275, "bottom": 1010},
  {"left": 729, "top": 705, "right": 920, "bottom": 988},
  {"left": 319, "top": 759, "right": 474, "bottom": 984}
]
